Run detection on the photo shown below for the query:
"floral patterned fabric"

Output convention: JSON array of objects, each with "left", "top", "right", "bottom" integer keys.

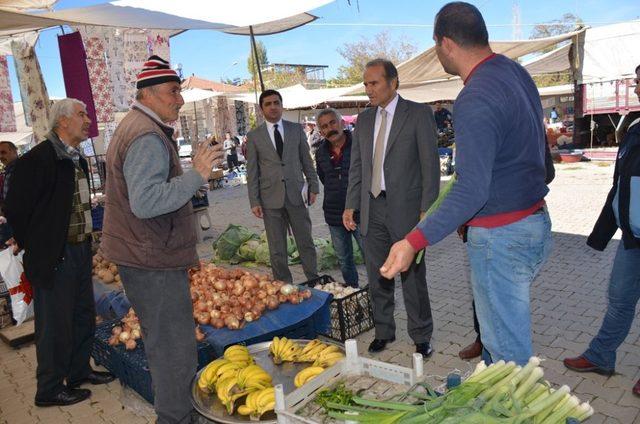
[
  {"left": 75, "top": 26, "right": 171, "bottom": 115},
  {"left": 11, "top": 39, "right": 50, "bottom": 143},
  {"left": 0, "top": 56, "right": 16, "bottom": 132}
]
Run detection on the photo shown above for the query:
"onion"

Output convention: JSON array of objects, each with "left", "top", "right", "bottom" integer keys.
[
  {"left": 111, "top": 326, "right": 122, "bottom": 336},
  {"left": 226, "top": 281, "right": 234, "bottom": 290},
  {"left": 108, "top": 335, "right": 119, "bottom": 346},
  {"left": 119, "top": 331, "right": 130, "bottom": 343},
  {"left": 300, "top": 289, "right": 312, "bottom": 299},
  {"left": 211, "top": 292, "right": 221, "bottom": 301},
  {"left": 244, "top": 312, "right": 255, "bottom": 322},
  {"left": 278, "top": 294, "right": 288, "bottom": 303},
  {"left": 224, "top": 316, "right": 240, "bottom": 330},
  {"left": 288, "top": 294, "right": 301, "bottom": 305},
  {"left": 220, "top": 304, "right": 231, "bottom": 314},
  {"left": 131, "top": 329, "right": 141, "bottom": 340},
  {"left": 195, "top": 329, "right": 205, "bottom": 342},
  {"left": 266, "top": 286, "right": 277, "bottom": 296},
  {"left": 266, "top": 295, "right": 279, "bottom": 310},
  {"left": 213, "top": 280, "right": 226, "bottom": 291},
  {"left": 196, "top": 301, "right": 208, "bottom": 312},
  {"left": 254, "top": 301, "right": 266, "bottom": 313},
  {"left": 211, "top": 318, "right": 225, "bottom": 329},
  {"left": 210, "top": 309, "right": 221, "bottom": 319},
  {"left": 232, "top": 307, "right": 244, "bottom": 320},
  {"left": 232, "top": 284, "right": 245, "bottom": 297},
  {"left": 280, "top": 284, "right": 298, "bottom": 296},
  {"left": 243, "top": 277, "right": 258, "bottom": 290},
  {"left": 125, "top": 339, "right": 137, "bottom": 350},
  {"left": 197, "top": 312, "right": 210, "bottom": 325}
]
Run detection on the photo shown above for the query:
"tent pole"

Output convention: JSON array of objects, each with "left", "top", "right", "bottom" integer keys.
[{"left": 249, "top": 26, "right": 265, "bottom": 92}]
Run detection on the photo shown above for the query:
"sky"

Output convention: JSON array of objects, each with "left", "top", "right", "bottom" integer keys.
[{"left": 6, "top": 0, "right": 640, "bottom": 100}]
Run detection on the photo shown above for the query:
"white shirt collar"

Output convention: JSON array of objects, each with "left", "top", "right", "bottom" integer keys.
[
  {"left": 378, "top": 93, "right": 399, "bottom": 117},
  {"left": 266, "top": 119, "right": 284, "bottom": 131}
]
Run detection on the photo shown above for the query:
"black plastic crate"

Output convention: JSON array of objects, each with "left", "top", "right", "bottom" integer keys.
[
  {"left": 92, "top": 319, "right": 216, "bottom": 404},
  {"left": 300, "top": 275, "right": 374, "bottom": 342}
]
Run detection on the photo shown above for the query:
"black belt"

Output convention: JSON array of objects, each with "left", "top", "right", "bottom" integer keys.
[{"left": 369, "top": 190, "right": 386, "bottom": 199}]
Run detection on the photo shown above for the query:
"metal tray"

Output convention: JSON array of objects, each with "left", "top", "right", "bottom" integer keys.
[{"left": 191, "top": 339, "right": 343, "bottom": 424}]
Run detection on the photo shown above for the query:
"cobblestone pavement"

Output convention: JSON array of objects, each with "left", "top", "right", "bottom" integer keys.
[{"left": 1, "top": 161, "right": 639, "bottom": 423}]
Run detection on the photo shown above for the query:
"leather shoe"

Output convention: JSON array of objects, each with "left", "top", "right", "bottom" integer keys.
[
  {"left": 368, "top": 337, "right": 395, "bottom": 353},
  {"left": 35, "top": 388, "right": 91, "bottom": 407},
  {"left": 67, "top": 370, "right": 115, "bottom": 389},
  {"left": 563, "top": 356, "right": 614, "bottom": 376},
  {"left": 459, "top": 339, "right": 483, "bottom": 360},
  {"left": 415, "top": 342, "right": 433, "bottom": 358},
  {"left": 633, "top": 379, "right": 640, "bottom": 397}
]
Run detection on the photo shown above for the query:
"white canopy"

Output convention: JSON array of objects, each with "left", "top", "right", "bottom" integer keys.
[
  {"left": 181, "top": 88, "right": 223, "bottom": 104},
  {"left": 232, "top": 84, "right": 362, "bottom": 110},
  {"left": 0, "top": 0, "right": 333, "bottom": 36},
  {"left": 0, "top": 0, "right": 56, "bottom": 10},
  {"left": 397, "top": 30, "right": 584, "bottom": 87}
]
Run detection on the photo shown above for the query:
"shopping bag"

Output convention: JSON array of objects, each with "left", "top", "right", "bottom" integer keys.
[{"left": 0, "top": 249, "right": 33, "bottom": 325}]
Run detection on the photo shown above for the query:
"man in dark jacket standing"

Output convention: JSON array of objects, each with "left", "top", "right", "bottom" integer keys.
[
  {"left": 4, "top": 98, "right": 114, "bottom": 407},
  {"left": 564, "top": 64, "right": 640, "bottom": 397},
  {"left": 315, "top": 108, "right": 363, "bottom": 287}
]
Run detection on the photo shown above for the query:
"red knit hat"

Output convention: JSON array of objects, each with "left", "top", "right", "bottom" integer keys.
[{"left": 136, "top": 55, "right": 181, "bottom": 89}]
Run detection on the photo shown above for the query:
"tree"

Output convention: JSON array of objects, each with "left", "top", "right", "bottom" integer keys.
[
  {"left": 247, "top": 40, "right": 268, "bottom": 81},
  {"left": 331, "top": 31, "right": 417, "bottom": 86},
  {"left": 529, "top": 13, "right": 583, "bottom": 87}
]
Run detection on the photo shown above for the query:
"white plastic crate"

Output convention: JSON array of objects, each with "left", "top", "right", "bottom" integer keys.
[{"left": 274, "top": 339, "right": 424, "bottom": 424}]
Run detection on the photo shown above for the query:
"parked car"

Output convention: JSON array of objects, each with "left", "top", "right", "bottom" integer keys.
[{"left": 177, "top": 137, "right": 192, "bottom": 157}]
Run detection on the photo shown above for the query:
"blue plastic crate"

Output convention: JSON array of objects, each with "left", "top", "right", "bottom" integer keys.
[
  {"left": 91, "top": 205, "right": 104, "bottom": 231},
  {"left": 92, "top": 319, "right": 216, "bottom": 404}
]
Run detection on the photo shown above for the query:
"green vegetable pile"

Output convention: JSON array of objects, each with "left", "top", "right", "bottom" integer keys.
[
  {"left": 213, "top": 224, "right": 364, "bottom": 271},
  {"left": 321, "top": 357, "right": 594, "bottom": 423}
]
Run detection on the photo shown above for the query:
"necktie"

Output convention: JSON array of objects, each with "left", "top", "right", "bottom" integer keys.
[
  {"left": 274, "top": 124, "right": 284, "bottom": 159},
  {"left": 371, "top": 109, "right": 387, "bottom": 197}
]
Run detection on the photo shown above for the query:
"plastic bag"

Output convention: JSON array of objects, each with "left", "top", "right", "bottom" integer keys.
[{"left": 0, "top": 249, "right": 33, "bottom": 325}]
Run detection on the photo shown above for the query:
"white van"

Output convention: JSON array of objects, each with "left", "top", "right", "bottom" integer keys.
[{"left": 177, "top": 137, "right": 192, "bottom": 157}]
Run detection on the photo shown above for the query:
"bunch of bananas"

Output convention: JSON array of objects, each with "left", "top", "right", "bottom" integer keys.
[
  {"left": 198, "top": 345, "right": 275, "bottom": 415},
  {"left": 237, "top": 387, "right": 276, "bottom": 419},
  {"left": 296, "top": 339, "right": 345, "bottom": 366},
  {"left": 269, "top": 336, "right": 303, "bottom": 364},
  {"left": 223, "top": 345, "right": 254, "bottom": 366},
  {"left": 293, "top": 366, "right": 325, "bottom": 388},
  {"left": 236, "top": 364, "right": 272, "bottom": 391}
]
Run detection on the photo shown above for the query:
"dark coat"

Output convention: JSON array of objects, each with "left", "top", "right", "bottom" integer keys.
[
  {"left": 315, "top": 131, "right": 355, "bottom": 227},
  {"left": 588, "top": 121, "right": 640, "bottom": 251},
  {"left": 4, "top": 139, "right": 88, "bottom": 288}
]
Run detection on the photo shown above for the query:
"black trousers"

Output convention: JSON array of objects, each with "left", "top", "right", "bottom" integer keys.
[
  {"left": 362, "top": 195, "right": 433, "bottom": 343},
  {"left": 226, "top": 154, "right": 239, "bottom": 171},
  {"left": 33, "top": 240, "right": 95, "bottom": 399}
]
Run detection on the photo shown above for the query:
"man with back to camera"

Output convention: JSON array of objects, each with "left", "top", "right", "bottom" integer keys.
[
  {"left": 343, "top": 58, "right": 440, "bottom": 357},
  {"left": 246, "top": 89, "right": 319, "bottom": 283},
  {"left": 380, "top": 2, "right": 553, "bottom": 366}
]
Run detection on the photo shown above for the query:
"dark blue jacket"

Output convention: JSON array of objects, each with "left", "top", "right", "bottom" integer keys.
[
  {"left": 588, "top": 120, "right": 640, "bottom": 251},
  {"left": 416, "top": 54, "right": 548, "bottom": 245},
  {"left": 316, "top": 131, "right": 354, "bottom": 226}
]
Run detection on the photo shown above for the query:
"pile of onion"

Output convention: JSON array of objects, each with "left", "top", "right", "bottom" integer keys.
[
  {"left": 107, "top": 308, "right": 142, "bottom": 350},
  {"left": 189, "top": 263, "right": 312, "bottom": 331},
  {"left": 93, "top": 253, "right": 121, "bottom": 285}
]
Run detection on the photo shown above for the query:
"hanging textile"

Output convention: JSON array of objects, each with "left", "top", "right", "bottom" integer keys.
[
  {"left": 11, "top": 39, "right": 50, "bottom": 143},
  {"left": 58, "top": 31, "right": 99, "bottom": 138},
  {"left": 75, "top": 26, "right": 171, "bottom": 113},
  {"left": 81, "top": 32, "right": 115, "bottom": 123},
  {"left": 0, "top": 56, "right": 16, "bottom": 132}
]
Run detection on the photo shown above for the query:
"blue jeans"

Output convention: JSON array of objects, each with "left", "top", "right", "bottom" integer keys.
[
  {"left": 466, "top": 209, "right": 552, "bottom": 365},
  {"left": 583, "top": 244, "right": 640, "bottom": 371},
  {"left": 328, "top": 225, "right": 363, "bottom": 287}
]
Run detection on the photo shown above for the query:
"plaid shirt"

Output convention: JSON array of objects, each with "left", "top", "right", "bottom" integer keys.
[{"left": 49, "top": 132, "right": 92, "bottom": 243}]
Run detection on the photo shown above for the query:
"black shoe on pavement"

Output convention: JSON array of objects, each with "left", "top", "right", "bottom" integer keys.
[
  {"left": 67, "top": 370, "right": 115, "bottom": 389},
  {"left": 368, "top": 337, "right": 395, "bottom": 353},
  {"left": 416, "top": 342, "right": 433, "bottom": 358},
  {"left": 35, "top": 388, "right": 91, "bottom": 407}
]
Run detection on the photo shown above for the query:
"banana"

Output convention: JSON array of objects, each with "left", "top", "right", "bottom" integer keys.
[
  {"left": 314, "top": 351, "right": 345, "bottom": 368},
  {"left": 237, "top": 364, "right": 272, "bottom": 390},
  {"left": 294, "top": 366, "right": 325, "bottom": 387},
  {"left": 317, "top": 345, "right": 341, "bottom": 357},
  {"left": 216, "top": 361, "right": 245, "bottom": 379},
  {"left": 224, "top": 344, "right": 253, "bottom": 365},
  {"left": 197, "top": 358, "right": 230, "bottom": 392},
  {"left": 298, "top": 342, "right": 329, "bottom": 362},
  {"left": 237, "top": 405, "right": 252, "bottom": 416},
  {"left": 301, "top": 339, "right": 321, "bottom": 354}
]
